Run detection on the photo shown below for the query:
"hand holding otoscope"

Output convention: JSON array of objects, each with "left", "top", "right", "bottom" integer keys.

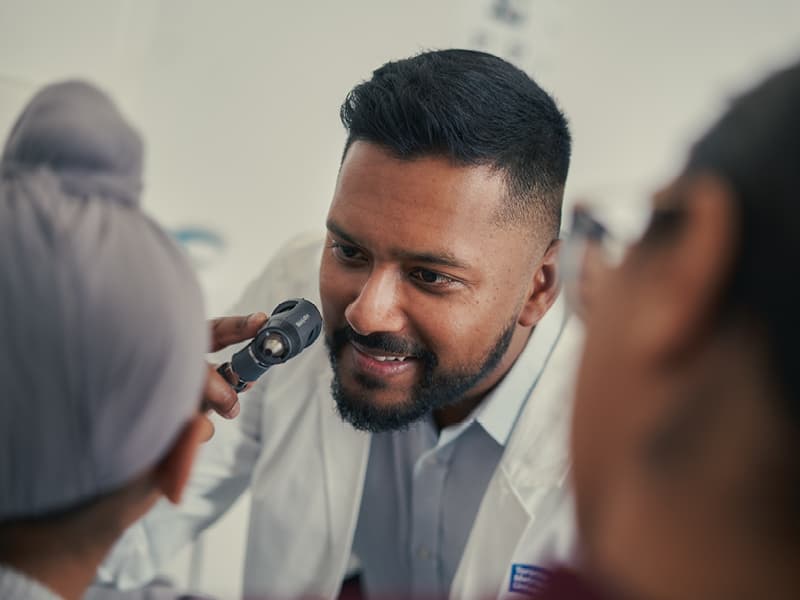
[
  {"left": 216, "top": 298, "right": 323, "bottom": 391},
  {"left": 201, "top": 299, "right": 322, "bottom": 432}
]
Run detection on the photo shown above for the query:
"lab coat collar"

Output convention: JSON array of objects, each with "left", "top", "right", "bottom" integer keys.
[
  {"left": 437, "top": 298, "right": 567, "bottom": 451},
  {"left": 500, "top": 304, "right": 578, "bottom": 506},
  {"left": 475, "top": 298, "right": 567, "bottom": 447},
  {"left": 450, "top": 306, "right": 584, "bottom": 600}
]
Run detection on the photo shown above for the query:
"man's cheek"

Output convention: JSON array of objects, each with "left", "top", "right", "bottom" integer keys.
[{"left": 319, "top": 284, "right": 343, "bottom": 328}]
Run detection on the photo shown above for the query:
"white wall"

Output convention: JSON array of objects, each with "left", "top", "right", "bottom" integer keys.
[{"left": 2, "top": 1, "right": 799, "bottom": 597}]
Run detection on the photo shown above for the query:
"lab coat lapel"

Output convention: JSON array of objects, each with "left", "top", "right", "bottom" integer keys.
[
  {"left": 317, "top": 370, "right": 371, "bottom": 597},
  {"left": 243, "top": 356, "right": 370, "bottom": 600},
  {"left": 450, "top": 318, "right": 583, "bottom": 600}
]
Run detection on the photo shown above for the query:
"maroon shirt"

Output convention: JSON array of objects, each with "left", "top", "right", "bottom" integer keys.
[{"left": 530, "top": 567, "right": 614, "bottom": 600}]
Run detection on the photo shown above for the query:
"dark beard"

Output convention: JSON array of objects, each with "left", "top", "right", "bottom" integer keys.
[{"left": 325, "top": 319, "right": 516, "bottom": 432}]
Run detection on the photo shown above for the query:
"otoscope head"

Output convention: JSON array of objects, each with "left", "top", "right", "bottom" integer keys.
[{"left": 224, "top": 298, "right": 322, "bottom": 389}]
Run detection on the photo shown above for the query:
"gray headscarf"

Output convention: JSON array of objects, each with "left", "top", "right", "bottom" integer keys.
[{"left": 0, "top": 81, "right": 208, "bottom": 520}]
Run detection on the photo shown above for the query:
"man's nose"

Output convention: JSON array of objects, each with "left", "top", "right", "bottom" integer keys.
[{"left": 344, "top": 268, "right": 406, "bottom": 336}]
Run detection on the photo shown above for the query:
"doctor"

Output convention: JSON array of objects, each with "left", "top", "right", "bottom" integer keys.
[{"left": 101, "top": 49, "right": 581, "bottom": 599}]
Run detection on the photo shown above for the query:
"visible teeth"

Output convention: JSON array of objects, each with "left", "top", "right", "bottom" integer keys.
[{"left": 374, "top": 355, "right": 407, "bottom": 362}]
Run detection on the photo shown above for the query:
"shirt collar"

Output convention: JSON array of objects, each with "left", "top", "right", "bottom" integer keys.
[{"left": 472, "top": 296, "right": 567, "bottom": 446}]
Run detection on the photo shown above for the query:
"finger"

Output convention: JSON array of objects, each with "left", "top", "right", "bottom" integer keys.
[
  {"left": 198, "top": 414, "right": 215, "bottom": 442},
  {"left": 202, "top": 364, "right": 241, "bottom": 419},
  {"left": 209, "top": 312, "right": 268, "bottom": 352}
]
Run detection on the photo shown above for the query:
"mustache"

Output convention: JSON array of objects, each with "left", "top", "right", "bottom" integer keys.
[{"left": 328, "top": 324, "right": 434, "bottom": 364}]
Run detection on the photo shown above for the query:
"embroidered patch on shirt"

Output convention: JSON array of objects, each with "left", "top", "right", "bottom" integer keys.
[{"left": 509, "top": 563, "right": 550, "bottom": 595}]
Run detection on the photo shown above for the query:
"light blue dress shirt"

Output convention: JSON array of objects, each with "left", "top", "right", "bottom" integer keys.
[{"left": 352, "top": 309, "right": 565, "bottom": 599}]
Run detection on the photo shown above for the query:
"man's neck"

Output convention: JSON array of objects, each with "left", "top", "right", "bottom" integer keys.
[{"left": 433, "top": 395, "right": 485, "bottom": 431}]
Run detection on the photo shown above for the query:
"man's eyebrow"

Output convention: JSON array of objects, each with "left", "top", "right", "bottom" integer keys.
[
  {"left": 326, "top": 220, "right": 360, "bottom": 246},
  {"left": 394, "top": 249, "right": 470, "bottom": 270}
]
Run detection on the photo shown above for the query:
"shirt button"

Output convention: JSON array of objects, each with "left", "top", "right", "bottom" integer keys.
[{"left": 416, "top": 546, "right": 431, "bottom": 560}]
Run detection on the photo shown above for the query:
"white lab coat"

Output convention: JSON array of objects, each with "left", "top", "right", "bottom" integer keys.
[{"left": 100, "top": 234, "right": 583, "bottom": 599}]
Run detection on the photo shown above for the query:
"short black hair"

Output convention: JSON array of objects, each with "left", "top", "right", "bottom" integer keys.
[
  {"left": 339, "top": 49, "right": 571, "bottom": 238},
  {"left": 687, "top": 61, "right": 800, "bottom": 430}
]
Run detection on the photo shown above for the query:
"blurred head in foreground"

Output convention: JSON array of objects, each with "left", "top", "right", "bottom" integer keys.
[
  {"left": 572, "top": 65, "right": 800, "bottom": 600},
  {"left": 570, "top": 60, "right": 800, "bottom": 600},
  {"left": 0, "top": 81, "right": 208, "bottom": 600}
]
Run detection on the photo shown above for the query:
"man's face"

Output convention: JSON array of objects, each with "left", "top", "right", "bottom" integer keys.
[{"left": 319, "top": 141, "right": 544, "bottom": 432}]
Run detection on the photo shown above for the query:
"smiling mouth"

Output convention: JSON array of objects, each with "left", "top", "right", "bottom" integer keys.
[
  {"left": 371, "top": 355, "right": 409, "bottom": 362},
  {"left": 348, "top": 341, "right": 419, "bottom": 377}
]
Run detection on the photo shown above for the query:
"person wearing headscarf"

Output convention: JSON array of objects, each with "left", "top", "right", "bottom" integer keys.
[{"left": 0, "top": 80, "right": 209, "bottom": 600}]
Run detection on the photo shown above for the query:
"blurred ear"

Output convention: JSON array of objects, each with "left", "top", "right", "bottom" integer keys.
[
  {"left": 519, "top": 239, "right": 561, "bottom": 327},
  {"left": 628, "top": 174, "right": 738, "bottom": 363},
  {"left": 153, "top": 414, "right": 206, "bottom": 504}
]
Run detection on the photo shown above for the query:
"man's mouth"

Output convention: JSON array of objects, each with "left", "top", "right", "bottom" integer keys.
[
  {"left": 350, "top": 341, "right": 414, "bottom": 360},
  {"left": 370, "top": 355, "right": 410, "bottom": 362},
  {"left": 348, "top": 341, "right": 418, "bottom": 378}
]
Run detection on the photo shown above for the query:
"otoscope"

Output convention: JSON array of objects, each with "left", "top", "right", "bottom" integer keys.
[{"left": 217, "top": 298, "right": 322, "bottom": 392}]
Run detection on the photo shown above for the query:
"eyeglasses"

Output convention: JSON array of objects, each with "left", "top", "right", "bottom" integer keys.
[{"left": 560, "top": 186, "right": 656, "bottom": 318}]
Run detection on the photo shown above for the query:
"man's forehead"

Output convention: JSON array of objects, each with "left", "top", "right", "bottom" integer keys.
[{"left": 328, "top": 142, "right": 541, "bottom": 266}]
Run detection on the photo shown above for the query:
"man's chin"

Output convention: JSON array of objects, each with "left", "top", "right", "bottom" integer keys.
[
  {"left": 331, "top": 377, "right": 429, "bottom": 433},
  {"left": 351, "top": 370, "right": 389, "bottom": 391}
]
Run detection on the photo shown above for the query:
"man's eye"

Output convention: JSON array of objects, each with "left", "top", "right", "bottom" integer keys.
[
  {"left": 331, "top": 242, "right": 365, "bottom": 262},
  {"left": 410, "top": 269, "right": 457, "bottom": 287}
]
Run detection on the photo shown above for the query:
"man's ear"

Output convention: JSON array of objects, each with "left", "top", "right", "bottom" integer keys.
[
  {"left": 153, "top": 414, "right": 206, "bottom": 504},
  {"left": 519, "top": 239, "right": 561, "bottom": 327},
  {"left": 629, "top": 174, "right": 738, "bottom": 363}
]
